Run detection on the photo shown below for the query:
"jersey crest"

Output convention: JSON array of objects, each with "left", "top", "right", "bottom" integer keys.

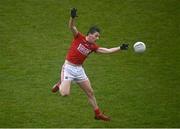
[{"left": 77, "top": 43, "right": 92, "bottom": 56}]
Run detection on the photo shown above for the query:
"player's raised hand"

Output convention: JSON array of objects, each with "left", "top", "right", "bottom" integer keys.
[
  {"left": 120, "top": 44, "right": 129, "bottom": 50},
  {"left": 71, "top": 8, "right": 78, "bottom": 18}
]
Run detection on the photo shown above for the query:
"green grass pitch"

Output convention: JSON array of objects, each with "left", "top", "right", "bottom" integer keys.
[{"left": 0, "top": 0, "right": 180, "bottom": 127}]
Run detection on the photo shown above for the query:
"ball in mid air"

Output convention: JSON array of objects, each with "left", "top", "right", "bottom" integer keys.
[{"left": 133, "top": 42, "right": 146, "bottom": 53}]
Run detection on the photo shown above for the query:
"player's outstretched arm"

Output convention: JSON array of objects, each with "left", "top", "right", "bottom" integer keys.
[
  {"left": 96, "top": 44, "right": 129, "bottom": 54},
  {"left": 69, "top": 8, "right": 78, "bottom": 37}
]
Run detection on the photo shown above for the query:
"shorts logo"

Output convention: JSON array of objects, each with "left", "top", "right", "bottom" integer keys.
[{"left": 77, "top": 44, "right": 91, "bottom": 56}]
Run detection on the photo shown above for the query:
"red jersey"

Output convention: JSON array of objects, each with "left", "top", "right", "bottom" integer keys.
[{"left": 66, "top": 32, "right": 99, "bottom": 65}]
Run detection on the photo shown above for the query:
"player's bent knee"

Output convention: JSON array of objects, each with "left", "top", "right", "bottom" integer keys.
[{"left": 60, "top": 90, "right": 70, "bottom": 96}]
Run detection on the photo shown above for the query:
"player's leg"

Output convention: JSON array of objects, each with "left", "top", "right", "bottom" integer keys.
[
  {"left": 52, "top": 65, "right": 65, "bottom": 93},
  {"left": 77, "top": 79, "right": 110, "bottom": 121},
  {"left": 59, "top": 80, "right": 71, "bottom": 96},
  {"left": 52, "top": 80, "right": 71, "bottom": 96},
  {"left": 77, "top": 80, "right": 98, "bottom": 109},
  {"left": 52, "top": 64, "right": 72, "bottom": 96}
]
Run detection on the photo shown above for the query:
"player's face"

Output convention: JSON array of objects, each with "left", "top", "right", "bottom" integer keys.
[{"left": 87, "top": 32, "right": 100, "bottom": 43}]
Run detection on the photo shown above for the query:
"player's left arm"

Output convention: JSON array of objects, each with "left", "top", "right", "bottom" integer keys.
[{"left": 96, "top": 44, "right": 129, "bottom": 54}]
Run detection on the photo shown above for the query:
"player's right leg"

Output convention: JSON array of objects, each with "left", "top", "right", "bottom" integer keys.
[
  {"left": 59, "top": 80, "right": 71, "bottom": 96},
  {"left": 52, "top": 80, "right": 71, "bottom": 96},
  {"left": 52, "top": 63, "right": 72, "bottom": 96},
  {"left": 52, "top": 65, "right": 65, "bottom": 93}
]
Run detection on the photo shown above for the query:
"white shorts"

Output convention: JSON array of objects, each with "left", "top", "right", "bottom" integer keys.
[{"left": 61, "top": 63, "right": 88, "bottom": 82}]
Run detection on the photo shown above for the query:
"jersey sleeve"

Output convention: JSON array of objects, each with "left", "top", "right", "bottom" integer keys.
[
  {"left": 74, "top": 32, "right": 84, "bottom": 39},
  {"left": 93, "top": 43, "right": 100, "bottom": 52}
]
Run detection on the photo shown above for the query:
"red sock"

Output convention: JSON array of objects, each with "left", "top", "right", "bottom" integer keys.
[
  {"left": 94, "top": 108, "right": 100, "bottom": 115},
  {"left": 57, "top": 81, "right": 61, "bottom": 87}
]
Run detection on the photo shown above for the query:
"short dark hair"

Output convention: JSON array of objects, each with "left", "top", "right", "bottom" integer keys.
[{"left": 87, "top": 26, "right": 100, "bottom": 35}]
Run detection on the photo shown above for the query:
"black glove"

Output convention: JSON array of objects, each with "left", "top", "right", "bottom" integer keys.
[
  {"left": 71, "top": 8, "right": 78, "bottom": 18},
  {"left": 120, "top": 44, "right": 129, "bottom": 50}
]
